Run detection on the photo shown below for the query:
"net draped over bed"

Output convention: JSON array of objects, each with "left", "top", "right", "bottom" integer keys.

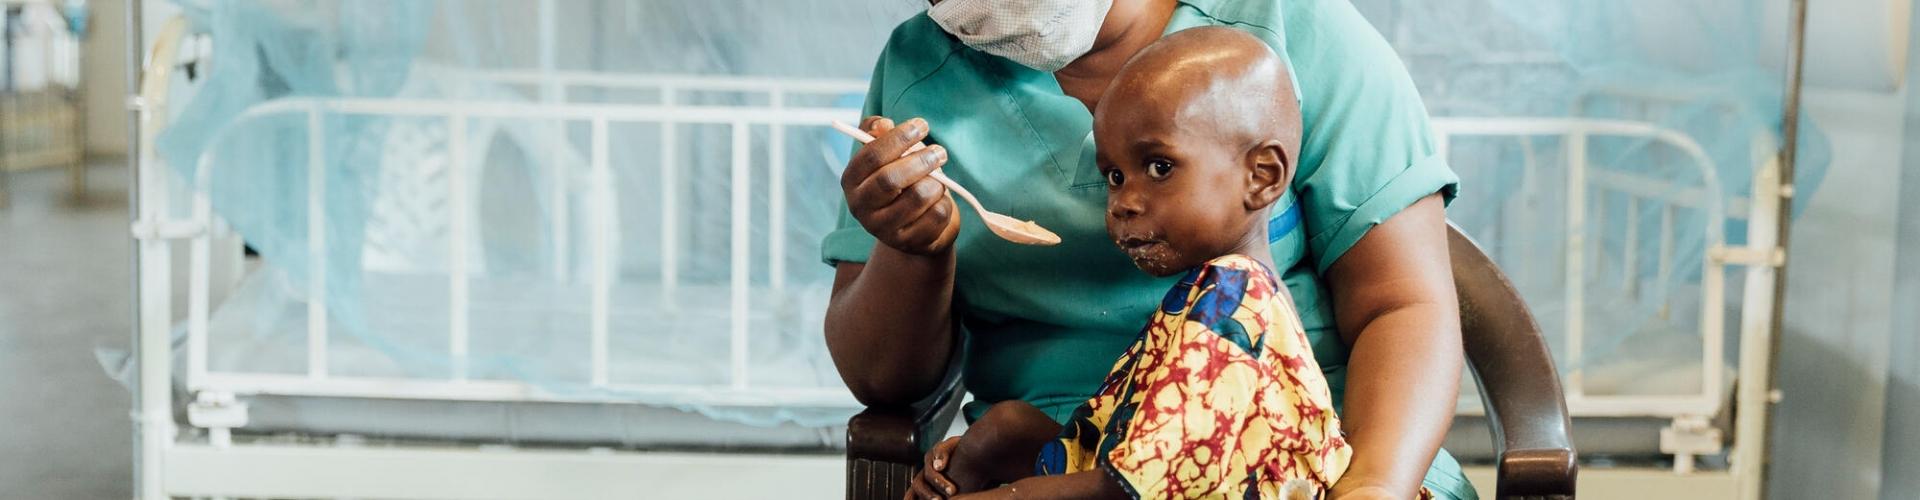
[
  {"left": 1355, "top": 0, "right": 1830, "bottom": 396},
  {"left": 148, "top": 0, "right": 926, "bottom": 428},
  {"left": 140, "top": 0, "right": 1832, "bottom": 430}
]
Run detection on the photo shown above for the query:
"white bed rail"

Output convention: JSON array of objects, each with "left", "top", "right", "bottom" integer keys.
[
  {"left": 179, "top": 91, "right": 865, "bottom": 409},
  {"left": 1434, "top": 117, "right": 1728, "bottom": 419},
  {"left": 1432, "top": 117, "right": 1781, "bottom": 476}
]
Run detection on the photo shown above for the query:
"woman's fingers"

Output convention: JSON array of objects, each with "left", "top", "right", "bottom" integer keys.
[
  {"left": 892, "top": 188, "right": 957, "bottom": 252},
  {"left": 863, "top": 116, "right": 896, "bottom": 135},
  {"left": 924, "top": 459, "right": 960, "bottom": 496},
  {"left": 907, "top": 471, "right": 945, "bottom": 500},
  {"left": 864, "top": 176, "right": 944, "bottom": 230},
  {"left": 847, "top": 145, "right": 954, "bottom": 255},
  {"left": 931, "top": 436, "right": 961, "bottom": 469},
  {"left": 843, "top": 117, "right": 930, "bottom": 191},
  {"left": 837, "top": 116, "right": 958, "bottom": 255},
  {"left": 926, "top": 437, "right": 962, "bottom": 494},
  {"left": 851, "top": 144, "right": 947, "bottom": 210}
]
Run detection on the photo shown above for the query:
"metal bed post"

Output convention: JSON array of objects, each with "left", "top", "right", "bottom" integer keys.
[
  {"left": 124, "top": 0, "right": 147, "bottom": 496},
  {"left": 132, "top": 11, "right": 195, "bottom": 500},
  {"left": 770, "top": 90, "right": 787, "bottom": 297},
  {"left": 1743, "top": 0, "right": 1809, "bottom": 496},
  {"left": 1563, "top": 131, "right": 1587, "bottom": 403},
  {"left": 591, "top": 116, "right": 611, "bottom": 387},
  {"left": 307, "top": 104, "right": 328, "bottom": 379},
  {"left": 730, "top": 120, "right": 751, "bottom": 390},
  {"left": 661, "top": 86, "right": 679, "bottom": 307},
  {"left": 450, "top": 112, "right": 471, "bottom": 381},
  {"left": 538, "top": 0, "right": 568, "bottom": 282}
]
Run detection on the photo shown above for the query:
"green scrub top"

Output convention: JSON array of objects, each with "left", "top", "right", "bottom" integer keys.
[{"left": 821, "top": 0, "right": 1470, "bottom": 497}]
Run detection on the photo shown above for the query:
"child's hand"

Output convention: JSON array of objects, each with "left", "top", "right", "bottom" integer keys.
[{"left": 908, "top": 437, "right": 964, "bottom": 499}]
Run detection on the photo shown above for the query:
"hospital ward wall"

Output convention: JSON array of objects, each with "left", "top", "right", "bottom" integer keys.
[
  {"left": 1771, "top": 1, "right": 1920, "bottom": 498},
  {"left": 1774, "top": 87, "right": 1903, "bottom": 500},
  {"left": 1882, "top": 6, "right": 1920, "bottom": 497}
]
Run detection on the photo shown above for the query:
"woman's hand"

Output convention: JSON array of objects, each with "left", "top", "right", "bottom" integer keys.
[
  {"left": 842, "top": 116, "right": 962, "bottom": 256},
  {"left": 908, "top": 437, "right": 964, "bottom": 499}
]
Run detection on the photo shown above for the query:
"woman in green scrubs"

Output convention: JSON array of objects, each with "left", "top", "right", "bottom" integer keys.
[{"left": 822, "top": 0, "right": 1473, "bottom": 498}]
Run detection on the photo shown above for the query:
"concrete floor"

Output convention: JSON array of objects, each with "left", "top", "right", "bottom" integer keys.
[{"left": 0, "top": 163, "right": 135, "bottom": 499}]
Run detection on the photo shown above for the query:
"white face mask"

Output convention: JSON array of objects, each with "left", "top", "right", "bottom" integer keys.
[{"left": 929, "top": 0, "right": 1115, "bottom": 72}]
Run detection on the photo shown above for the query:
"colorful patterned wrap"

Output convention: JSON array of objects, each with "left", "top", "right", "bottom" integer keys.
[{"left": 1033, "top": 254, "right": 1368, "bottom": 499}]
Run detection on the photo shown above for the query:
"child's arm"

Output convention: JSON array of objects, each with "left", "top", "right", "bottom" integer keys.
[
  {"left": 951, "top": 469, "right": 1129, "bottom": 500},
  {"left": 911, "top": 401, "right": 1062, "bottom": 498}
]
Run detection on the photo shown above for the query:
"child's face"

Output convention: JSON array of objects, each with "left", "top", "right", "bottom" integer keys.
[{"left": 1095, "top": 107, "right": 1258, "bottom": 277}]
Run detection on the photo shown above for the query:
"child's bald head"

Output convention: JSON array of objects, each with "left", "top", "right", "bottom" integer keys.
[
  {"left": 1093, "top": 27, "right": 1303, "bottom": 276},
  {"left": 1095, "top": 26, "right": 1301, "bottom": 168}
]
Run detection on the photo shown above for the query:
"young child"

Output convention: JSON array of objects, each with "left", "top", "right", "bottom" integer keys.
[{"left": 907, "top": 27, "right": 1377, "bottom": 500}]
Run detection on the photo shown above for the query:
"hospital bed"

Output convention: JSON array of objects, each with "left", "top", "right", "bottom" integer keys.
[
  {"left": 1, "top": 0, "right": 87, "bottom": 204},
  {"left": 1433, "top": 111, "right": 1788, "bottom": 498},
  {"left": 129, "top": 13, "right": 871, "bottom": 498},
  {"left": 127, "top": 12, "right": 1789, "bottom": 500}
]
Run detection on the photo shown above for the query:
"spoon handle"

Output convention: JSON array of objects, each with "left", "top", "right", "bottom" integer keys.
[{"left": 829, "top": 120, "right": 991, "bottom": 216}]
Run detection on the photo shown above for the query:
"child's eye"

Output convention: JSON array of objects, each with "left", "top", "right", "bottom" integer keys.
[
  {"left": 1146, "top": 159, "right": 1175, "bottom": 179},
  {"left": 1106, "top": 169, "right": 1125, "bottom": 188}
]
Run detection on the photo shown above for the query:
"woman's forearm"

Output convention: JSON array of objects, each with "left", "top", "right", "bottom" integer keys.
[
  {"left": 1324, "top": 195, "right": 1461, "bottom": 497},
  {"left": 1336, "top": 305, "right": 1461, "bottom": 495},
  {"left": 823, "top": 242, "right": 958, "bottom": 406}
]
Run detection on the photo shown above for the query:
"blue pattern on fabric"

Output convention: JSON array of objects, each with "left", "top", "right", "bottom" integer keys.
[
  {"left": 1035, "top": 441, "right": 1068, "bottom": 476},
  {"left": 1160, "top": 267, "right": 1204, "bottom": 314}
]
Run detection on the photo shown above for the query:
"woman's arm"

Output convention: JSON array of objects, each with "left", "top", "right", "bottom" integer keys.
[
  {"left": 823, "top": 117, "right": 964, "bottom": 406},
  {"left": 826, "top": 253, "right": 956, "bottom": 406},
  {"left": 1325, "top": 194, "right": 1462, "bottom": 499}
]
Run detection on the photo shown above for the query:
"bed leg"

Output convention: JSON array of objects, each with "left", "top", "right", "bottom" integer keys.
[
  {"left": 1660, "top": 415, "right": 1719, "bottom": 475},
  {"left": 187, "top": 391, "right": 248, "bottom": 449}
]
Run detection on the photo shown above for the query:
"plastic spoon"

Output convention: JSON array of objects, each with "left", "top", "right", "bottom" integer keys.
[{"left": 831, "top": 120, "right": 1061, "bottom": 246}]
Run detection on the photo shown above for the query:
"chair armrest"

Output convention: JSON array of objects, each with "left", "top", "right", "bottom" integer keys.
[
  {"left": 846, "top": 377, "right": 966, "bottom": 500},
  {"left": 849, "top": 406, "right": 924, "bottom": 465},
  {"left": 1449, "top": 224, "right": 1578, "bottom": 498},
  {"left": 846, "top": 406, "right": 922, "bottom": 500}
]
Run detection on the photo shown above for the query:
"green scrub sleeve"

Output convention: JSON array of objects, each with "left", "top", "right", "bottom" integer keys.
[
  {"left": 1302, "top": 152, "right": 1458, "bottom": 273},
  {"left": 821, "top": 209, "right": 878, "bottom": 265},
  {"left": 1285, "top": 0, "right": 1460, "bottom": 273}
]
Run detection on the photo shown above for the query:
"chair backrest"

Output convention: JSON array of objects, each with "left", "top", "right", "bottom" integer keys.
[{"left": 1448, "top": 223, "right": 1578, "bottom": 496}]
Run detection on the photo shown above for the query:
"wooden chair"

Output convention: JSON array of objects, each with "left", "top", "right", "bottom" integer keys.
[{"left": 845, "top": 224, "right": 1577, "bottom": 499}]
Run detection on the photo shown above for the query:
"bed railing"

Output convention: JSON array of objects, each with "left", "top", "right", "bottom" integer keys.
[
  {"left": 138, "top": 73, "right": 875, "bottom": 450},
  {"left": 136, "top": 66, "right": 1767, "bottom": 488},
  {"left": 1434, "top": 117, "right": 1728, "bottom": 419},
  {"left": 1433, "top": 117, "right": 1781, "bottom": 474}
]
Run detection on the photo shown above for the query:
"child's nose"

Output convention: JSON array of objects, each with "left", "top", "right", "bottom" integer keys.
[{"left": 1108, "top": 190, "right": 1144, "bottom": 220}]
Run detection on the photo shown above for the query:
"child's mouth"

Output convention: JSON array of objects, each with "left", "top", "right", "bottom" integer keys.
[{"left": 1116, "top": 236, "right": 1173, "bottom": 269}]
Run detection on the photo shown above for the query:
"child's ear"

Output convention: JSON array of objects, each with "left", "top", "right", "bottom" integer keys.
[{"left": 1243, "top": 139, "right": 1291, "bottom": 211}]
